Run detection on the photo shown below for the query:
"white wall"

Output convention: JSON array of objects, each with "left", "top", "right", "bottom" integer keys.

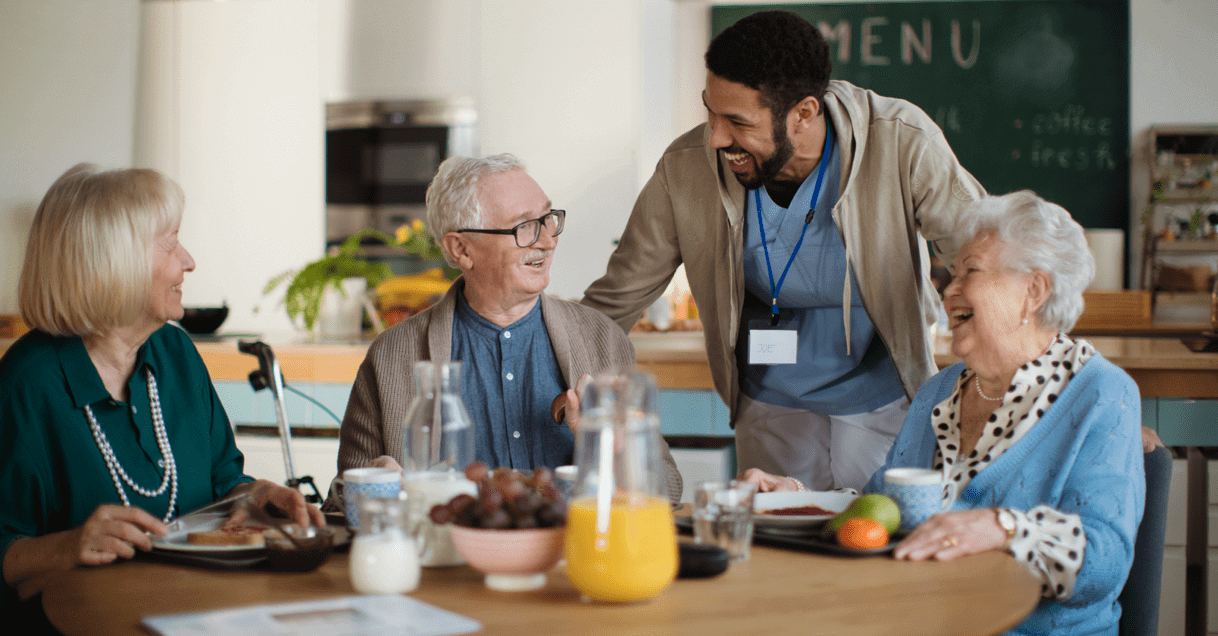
[
  {"left": 2, "top": 0, "right": 1217, "bottom": 325},
  {"left": 134, "top": 0, "right": 324, "bottom": 333},
  {"left": 1128, "top": 0, "right": 1218, "bottom": 283},
  {"left": 0, "top": 0, "right": 140, "bottom": 315}
]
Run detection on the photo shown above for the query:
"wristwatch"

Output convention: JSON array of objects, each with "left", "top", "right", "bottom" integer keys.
[{"left": 995, "top": 508, "right": 1017, "bottom": 550}]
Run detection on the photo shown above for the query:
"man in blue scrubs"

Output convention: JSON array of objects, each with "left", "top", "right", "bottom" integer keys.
[{"left": 582, "top": 11, "right": 986, "bottom": 491}]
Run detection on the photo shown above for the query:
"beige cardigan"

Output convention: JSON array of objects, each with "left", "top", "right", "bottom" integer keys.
[
  {"left": 330, "top": 281, "right": 683, "bottom": 505},
  {"left": 582, "top": 80, "right": 986, "bottom": 421}
]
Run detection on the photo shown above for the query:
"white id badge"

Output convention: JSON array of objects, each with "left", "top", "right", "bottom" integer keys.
[{"left": 748, "top": 320, "right": 798, "bottom": 365}]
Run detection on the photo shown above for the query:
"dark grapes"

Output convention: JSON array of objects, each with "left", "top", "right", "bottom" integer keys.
[{"left": 432, "top": 461, "right": 567, "bottom": 529}]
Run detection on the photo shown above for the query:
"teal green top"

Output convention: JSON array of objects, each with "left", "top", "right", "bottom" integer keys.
[{"left": 0, "top": 324, "right": 252, "bottom": 618}]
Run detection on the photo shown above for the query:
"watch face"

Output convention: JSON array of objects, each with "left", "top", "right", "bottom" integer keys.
[{"left": 997, "top": 510, "right": 1017, "bottom": 532}]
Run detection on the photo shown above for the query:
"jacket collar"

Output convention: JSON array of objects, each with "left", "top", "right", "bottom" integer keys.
[
  {"left": 703, "top": 124, "right": 746, "bottom": 229},
  {"left": 822, "top": 83, "right": 857, "bottom": 194},
  {"left": 426, "top": 278, "right": 567, "bottom": 379}
]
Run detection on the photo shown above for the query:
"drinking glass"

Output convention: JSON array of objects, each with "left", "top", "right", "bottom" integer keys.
[{"left": 692, "top": 480, "right": 757, "bottom": 561}]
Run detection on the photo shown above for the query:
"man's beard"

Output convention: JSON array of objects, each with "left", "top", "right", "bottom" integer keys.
[{"left": 729, "top": 114, "right": 795, "bottom": 190}]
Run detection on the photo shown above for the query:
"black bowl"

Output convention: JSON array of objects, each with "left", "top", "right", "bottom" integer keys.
[
  {"left": 265, "top": 526, "right": 336, "bottom": 572},
  {"left": 178, "top": 306, "right": 229, "bottom": 334}
]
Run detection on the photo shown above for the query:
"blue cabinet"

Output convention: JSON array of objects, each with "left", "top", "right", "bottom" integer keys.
[{"left": 1148, "top": 398, "right": 1218, "bottom": 447}]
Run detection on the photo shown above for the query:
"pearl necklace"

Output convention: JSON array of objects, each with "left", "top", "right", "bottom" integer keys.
[
  {"left": 83, "top": 369, "right": 179, "bottom": 523},
  {"left": 974, "top": 375, "right": 1005, "bottom": 402}
]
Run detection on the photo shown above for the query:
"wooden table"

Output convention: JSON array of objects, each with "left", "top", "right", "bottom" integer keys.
[{"left": 40, "top": 544, "right": 1039, "bottom": 636}]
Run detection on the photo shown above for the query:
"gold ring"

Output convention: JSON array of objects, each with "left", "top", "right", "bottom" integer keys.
[{"left": 943, "top": 537, "right": 959, "bottom": 548}]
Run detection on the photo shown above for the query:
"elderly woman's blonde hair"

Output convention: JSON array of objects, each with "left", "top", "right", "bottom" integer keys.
[
  {"left": 425, "top": 153, "right": 526, "bottom": 266},
  {"left": 19, "top": 163, "right": 185, "bottom": 336},
  {"left": 949, "top": 190, "right": 1095, "bottom": 333}
]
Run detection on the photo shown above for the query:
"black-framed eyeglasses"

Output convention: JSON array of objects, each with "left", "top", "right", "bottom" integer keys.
[{"left": 456, "top": 209, "right": 565, "bottom": 248}]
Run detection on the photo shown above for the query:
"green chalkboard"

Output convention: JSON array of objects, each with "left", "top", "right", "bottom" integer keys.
[{"left": 712, "top": 1, "right": 1130, "bottom": 231}]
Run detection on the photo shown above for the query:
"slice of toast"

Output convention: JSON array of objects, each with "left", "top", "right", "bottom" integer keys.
[{"left": 186, "top": 525, "right": 269, "bottom": 547}]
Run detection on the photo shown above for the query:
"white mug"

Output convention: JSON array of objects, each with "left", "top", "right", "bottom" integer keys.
[{"left": 882, "top": 467, "right": 944, "bottom": 534}]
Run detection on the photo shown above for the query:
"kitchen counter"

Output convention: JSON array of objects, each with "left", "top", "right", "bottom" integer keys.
[
  {"left": 632, "top": 331, "right": 1218, "bottom": 399},
  {"left": 4, "top": 328, "right": 1218, "bottom": 398}
]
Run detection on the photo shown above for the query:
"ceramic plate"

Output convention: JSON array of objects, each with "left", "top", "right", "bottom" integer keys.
[
  {"left": 752, "top": 491, "right": 857, "bottom": 530},
  {"left": 152, "top": 537, "right": 267, "bottom": 555},
  {"left": 152, "top": 517, "right": 267, "bottom": 555}
]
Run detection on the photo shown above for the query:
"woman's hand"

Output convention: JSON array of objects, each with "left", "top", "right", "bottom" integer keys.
[
  {"left": 3, "top": 505, "right": 168, "bottom": 591},
  {"left": 893, "top": 509, "right": 1007, "bottom": 562},
  {"left": 737, "top": 468, "right": 801, "bottom": 493},
  {"left": 1141, "top": 426, "right": 1165, "bottom": 452},
  {"left": 68, "top": 504, "right": 168, "bottom": 566},
  {"left": 227, "top": 480, "right": 325, "bottom": 527}
]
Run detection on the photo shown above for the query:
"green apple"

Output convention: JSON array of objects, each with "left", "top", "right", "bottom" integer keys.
[{"left": 826, "top": 494, "right": 900, "bottom": 535}]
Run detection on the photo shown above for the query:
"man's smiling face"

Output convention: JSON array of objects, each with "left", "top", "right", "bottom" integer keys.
[{"left": 703, "top": 72, "right": 794, "bottom": 190}]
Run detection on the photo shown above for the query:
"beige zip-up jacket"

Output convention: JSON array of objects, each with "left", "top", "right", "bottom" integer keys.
[{"left": 581, "top": 80, "right": 985, "bottom": 421}]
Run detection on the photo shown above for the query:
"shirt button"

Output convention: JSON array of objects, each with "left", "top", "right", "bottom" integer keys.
[
  {"left": 506, "top": 372, "right": 514, "bottom": 381},
  {"left": 130, "top": 405, "right": 138, "bottom": 415},
  {"left": 513, "top": 431, "right": 521, "bottom": 439},
  {"left": 503, "top": 331, "right": 512, "bottom": 339},
  {"left": 158, "top": 459, "right": 165, "bottom": 468}
]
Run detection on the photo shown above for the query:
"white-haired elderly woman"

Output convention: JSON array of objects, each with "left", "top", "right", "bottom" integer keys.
[
  {"left": 862, "top": 190, "right": 1145, "bottom": 635},
  {"left": 0, "top": 165, "right": 322, "bottom": 626}
]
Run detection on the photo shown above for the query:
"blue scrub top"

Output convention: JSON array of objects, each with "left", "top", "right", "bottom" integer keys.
[{"left": 738, "top": 122, "right": 905, "bottom": 415}]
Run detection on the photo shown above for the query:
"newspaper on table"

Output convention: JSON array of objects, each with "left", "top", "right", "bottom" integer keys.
[{"left": 141, "top": 594, "right": 482, "bottom": 636}]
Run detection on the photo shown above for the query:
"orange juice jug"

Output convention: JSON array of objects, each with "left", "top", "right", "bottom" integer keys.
[{"left": 564, "top": 372, "right": 677, "bottom": 602}]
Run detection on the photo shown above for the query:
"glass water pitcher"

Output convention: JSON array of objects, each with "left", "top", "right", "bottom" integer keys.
[{"left": 402, "top": 361, "right": 477, "bottom": 566}]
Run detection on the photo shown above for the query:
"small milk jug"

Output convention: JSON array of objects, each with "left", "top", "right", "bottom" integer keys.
[{"left": 349, "top": 494, "right": 422, "bottom": 594}]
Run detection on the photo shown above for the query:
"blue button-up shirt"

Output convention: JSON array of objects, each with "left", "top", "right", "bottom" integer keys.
[{"left": 451, "top": 293, "right": 570, "bottom": 469}]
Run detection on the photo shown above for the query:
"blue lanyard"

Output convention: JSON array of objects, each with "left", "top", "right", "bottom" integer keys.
[{"left": 755, "top": 123, "right": 833, "bottom": 324}]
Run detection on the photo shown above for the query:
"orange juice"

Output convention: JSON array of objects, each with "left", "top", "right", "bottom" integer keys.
[{"left": 564, "top": 495, "right": 677, "bottom": 602}]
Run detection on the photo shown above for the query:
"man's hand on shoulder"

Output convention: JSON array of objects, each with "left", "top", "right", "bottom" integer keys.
[{"left": 552, "top": 374, "right": 594, "bottom": 433}]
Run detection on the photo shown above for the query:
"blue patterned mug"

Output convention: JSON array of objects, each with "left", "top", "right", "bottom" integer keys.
[
  {"left": 338, "top": 467, "right": 402, "bottom": 530},
  {"left": 882, "top": 468, "right": 944, "bottom": 534}
]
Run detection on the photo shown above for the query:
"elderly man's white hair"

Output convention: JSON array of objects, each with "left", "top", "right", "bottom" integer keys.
[
  {"left": 425, "top": 153, "right": 527, "bottom": 266},
  {"left": 948, "top": 190, "right": 1095, "bottom": 333}
]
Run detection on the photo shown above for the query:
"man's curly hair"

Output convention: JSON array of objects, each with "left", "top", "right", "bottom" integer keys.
[{"left": 705, "top": 11, "right": 831, "bottom": 122}]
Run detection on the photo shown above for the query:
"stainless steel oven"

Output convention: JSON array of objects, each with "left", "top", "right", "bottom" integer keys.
[{"left": 325, "top": 99, "right": 477, "bottom": 245}]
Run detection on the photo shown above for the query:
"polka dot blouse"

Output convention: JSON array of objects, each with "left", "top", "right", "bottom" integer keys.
[{"left": 929, "top": 333, "right": 1094, "bottom": 600}]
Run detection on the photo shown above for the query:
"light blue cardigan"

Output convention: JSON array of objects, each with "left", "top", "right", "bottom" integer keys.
[{"left": 866, "top": 354, "right": 1145, "bottom": 636}]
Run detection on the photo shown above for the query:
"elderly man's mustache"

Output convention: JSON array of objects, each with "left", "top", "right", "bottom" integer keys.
[{"left": 522, "top": 249, "right": 552, "bottom": 265}]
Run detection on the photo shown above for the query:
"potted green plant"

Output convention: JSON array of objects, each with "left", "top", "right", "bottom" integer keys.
[{"left": 264, "top": 224, "right": 451, "bottom": 333}]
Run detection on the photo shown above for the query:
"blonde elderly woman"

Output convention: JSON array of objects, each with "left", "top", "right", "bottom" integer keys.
[{"left": 0, "top": 165, "right": 322, "bottom": 627}]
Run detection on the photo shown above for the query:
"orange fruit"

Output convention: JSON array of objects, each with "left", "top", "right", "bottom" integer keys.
[{"left": 836, "top": 517, "right": 889, "bottom": 550}]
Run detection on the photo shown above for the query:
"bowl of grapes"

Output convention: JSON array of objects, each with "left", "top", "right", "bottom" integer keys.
[{"left": 436, "top": 463, "right": 567, "bottom": 592}]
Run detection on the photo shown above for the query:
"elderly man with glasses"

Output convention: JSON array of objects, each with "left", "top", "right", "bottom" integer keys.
[{"left": 330, "top": 154, "right": 682, "bottom": 502}]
